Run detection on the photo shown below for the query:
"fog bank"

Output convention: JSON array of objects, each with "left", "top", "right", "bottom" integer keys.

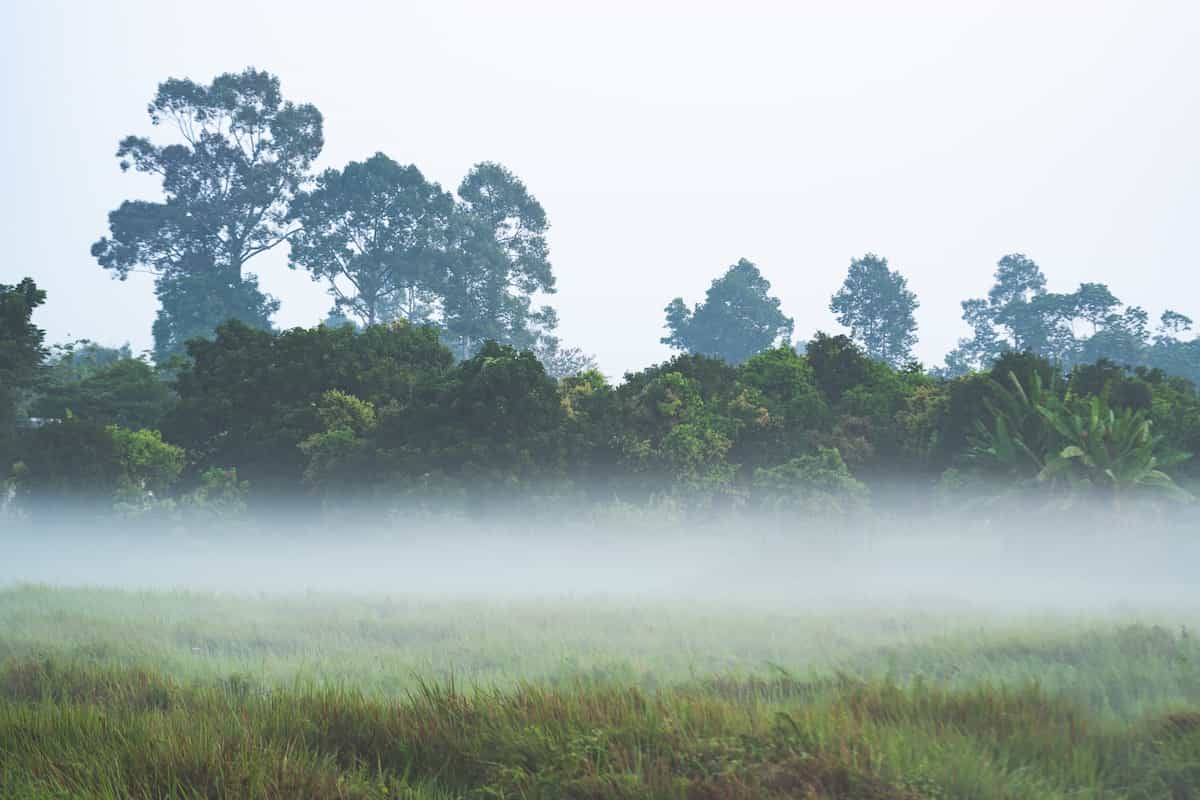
[{"left": 3, "top": 516, "right": 1196, "bottom": 615}]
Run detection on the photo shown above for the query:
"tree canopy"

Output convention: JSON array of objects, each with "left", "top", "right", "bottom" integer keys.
[
  {"left": 441, "top": 162, "right": 558, "bottom": 358},
  {"left": 92, "top": 67, "right": 324, "bottom": 361},
  {"left": 290, "top": 153, "right": 455, "bottom": 327},
  {"left": 829, "top": 253, "right": 919, "bottom": 367},
  {"left": 943, "top": 253, "right": 1199, "bottom": 384},
  {"left": 164, "top": 319, "right": 453, "bottom": 498},
  {"left": 0, "top": 278, "right": 48, "bottom": 458},
  {"left": 662, "top": 258, "right": 793, "bottom": 364}
]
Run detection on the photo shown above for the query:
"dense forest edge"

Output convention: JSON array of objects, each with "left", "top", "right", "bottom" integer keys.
[{"left": 4, "top": 65, "right": 1200, "bottom": 524}]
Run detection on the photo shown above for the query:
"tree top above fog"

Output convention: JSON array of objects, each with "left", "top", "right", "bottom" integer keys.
[{"left": 662, "top": 258, "right": 794, "bottom": 365}]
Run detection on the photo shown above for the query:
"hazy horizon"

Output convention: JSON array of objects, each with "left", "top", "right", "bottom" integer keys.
[{"left": 5, "top": 1, "right": 1199, "bottom": 377}]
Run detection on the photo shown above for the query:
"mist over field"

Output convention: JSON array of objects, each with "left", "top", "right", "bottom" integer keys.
[
  {"left": 4, "top": 505, "right": 1200, "bottom": 797},
  {"left": 4, "top": 512, "right": 1197, "bottom": 613}
]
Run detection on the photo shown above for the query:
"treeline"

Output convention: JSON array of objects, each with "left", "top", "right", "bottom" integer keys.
[
  {"left": 3, "top": 278, "right": 1198, "bottom": 521},
  {"left": 4, "top": 64, "right": 1200, "bottom": 522},
  {"left": 83, "top": 66, "right": 1200, "bottom": 385}
]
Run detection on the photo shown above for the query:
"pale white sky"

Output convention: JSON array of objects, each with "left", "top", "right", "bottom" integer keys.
[{"left": 3, "top": 1, "right": 1199, "bottom": 376}]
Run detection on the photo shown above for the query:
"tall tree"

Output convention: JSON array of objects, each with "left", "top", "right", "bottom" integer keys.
[
  {"left": 1076, "top": 305, "right": 1151, "bottom": 366},
  {"left": 978, "top": 253, "right": 1054, "bottom": 354},
  {"left": 149, "top": 256, "right": 279, "bottom": 362},
  {"left": 1, "top": 279, "right": 48, "bottom": 460},
  {"left": 442, "top": 162, "right": 557, "bottom": 358},
  {"left": 943, "top": 253, "right": 1054, "bottom": 373},
  {"left": 662, "top": 258, "right": 793, "bottom": 364},
  {"left": 92, "top": 67, "right": 324, "bottom": 362},
  {"left": 1147, "top": 311, "right": 1200, "bottom": 388},
  {"left": 290, "top": 153, "right": 455, "bottom": 327},
  {"left": 829, "top": 253, "right": 919, "bottom": 367},
  {"left": 1072, "top": 282, "right": 1122, "bottom": 335},
  {"left": 939, "top": 253, "right": 1188, "bottom": 376}
]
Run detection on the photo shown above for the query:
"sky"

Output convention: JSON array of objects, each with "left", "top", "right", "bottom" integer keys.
[{"left": 3, "top": 0, "right": 1199, "bottom": 377}]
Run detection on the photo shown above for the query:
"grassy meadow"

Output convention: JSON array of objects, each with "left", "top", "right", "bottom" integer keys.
[{"left": 0, "top": 584, "right": 1198, "bottom": 798}]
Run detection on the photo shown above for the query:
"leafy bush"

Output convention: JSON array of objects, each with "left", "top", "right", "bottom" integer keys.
[
  {"left": 177, "top": 467, "right": 249, "bottom": 519},
  {"left": 12, "top": 419, "right": 184, "bottom": 512},
  {"left": 32, "top": 352, "right": 173, "bottom": 430},
  {"left": 750, "top": 447, "right": 869, "bottom": 514},
  {"left": 299, "top": 390, "right": 379, "bottom": 500}
]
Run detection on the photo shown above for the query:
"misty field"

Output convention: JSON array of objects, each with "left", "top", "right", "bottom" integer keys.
[{"left": 1, "top": 585, "right": 1199, "bottom": 798}]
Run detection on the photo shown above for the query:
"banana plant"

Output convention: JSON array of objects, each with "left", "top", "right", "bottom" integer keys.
[
  {"left": 971, "top": 370, "right": 1192, "bottom": 506},
  {"left": 1036, "top": 394, "right": 1192, "bottom": 503},
  {"left": 970, "top": 370, "right": 1058, "bottom": 481}
]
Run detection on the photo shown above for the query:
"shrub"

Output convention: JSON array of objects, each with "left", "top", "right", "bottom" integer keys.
[{"left": 750, "top": 447, "right": 869, "bottom": 514}]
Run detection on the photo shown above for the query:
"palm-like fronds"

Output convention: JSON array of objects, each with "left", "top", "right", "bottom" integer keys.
[
  {"left": 970, "top": 371, "right": 1056, "bottom": 480},
  {"left": 1036, "top": 395, "right": 1192, "bottom": 502},
  {"left": 971, "top": 370, "right": 1192, "bottom": 505}
]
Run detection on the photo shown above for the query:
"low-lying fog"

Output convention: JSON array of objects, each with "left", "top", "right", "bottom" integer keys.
[{"left": 2, "top": 513, "right": 1196, "bottom": 614}]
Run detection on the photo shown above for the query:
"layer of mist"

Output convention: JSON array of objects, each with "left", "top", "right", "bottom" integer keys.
[{"left": 3, "top": 511, "right": 1196, "bottom": 616}]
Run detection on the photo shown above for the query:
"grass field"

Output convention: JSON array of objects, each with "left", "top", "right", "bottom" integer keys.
[{"left": 1, "top": 585, "right": 1198, "bottom": 798}]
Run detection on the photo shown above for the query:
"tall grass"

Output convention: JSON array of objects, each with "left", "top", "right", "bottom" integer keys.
[
  {"left": 1, "top": 586, "right": 1198, "bottom": 798},
  {"left": 2, "top": 657, "right": 1198, "bottom": 798}
]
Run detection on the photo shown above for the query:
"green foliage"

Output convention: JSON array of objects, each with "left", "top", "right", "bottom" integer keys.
[
  {"left": 891, "top": 381, "right": 948, "bottom": 470},
  {"left": 558, "top": 369, "right": 622, "bottom": 494},
  {"left": 19, "top": 248, "right": 1200, "bottom": 515},
  {"left": 178, "top": 467, "right": 249, "bottom": 519},
  {"left": 805, "top": 332, "right": 876, "bottom": 405},
  {"left": 663, "top": 258, "right": 793, "bottom": 364},
  {"left": 1069, "top": 359, "right": 1153, "bottom": 412},
  {"left": 92, "top": 67, "right": 324, "bottom": 360},
  {"left": 989, "top": 350, "right": 1060, "bottom": 395},
  {"left": 165, "top": 320, "right": 453, "bottom": 497},
  {"left": 830, "top": 253, "right": 920, "bottom": 367},
  {"left": 41, "top": 339, "right": 132, "bottom": 382},
  {"left": 0, "top": 278, "right": 47, "bottom": 462},
  {"left": 11, "top": 418, "right": 122, "bottom": 506},
  {"left": 109, "top": 427, "right": 185, "bottom": 499},
  {"left": 290, "top": 153, "right": 456, "bottom": 326},
  {"left": 377, "top": 341, "right": 567, "bottom": 500},
  {"left": 751, "top": 447, "right": 869, "bottom": 514},
  {"left": 969, "top": 369, "right": 1071, "bottom": 482},
  {"left": 615, "top": 366, "right": 739, "bottom": 499},
  {"left": 1146, "top": 313, "right": 1200, "bottom": 387},
  {"left": 970, "top": 369, "right": 1191, "bottom": 505},
  {"left": 149, "top": 263, "right": 280, "bottom": 363},
  {"left": 1036, "top": 395, "right": 1191, "bottom": 503},
  {"left": 938, "top": 372, "right": 997, "bottom": 465},
  {"left": 944, "top": 254, "right": 1200, "bottom": 383},
  {"left": 802, "top": 334, "right": 934, "bottom": 476},
  {"left": 12, "top": 420, "right": 183, "bottom": 510},
  {"left": 442, "top": 162, "right": 557, "bottom": 357},
  {"left": 731, "top": 346, "right": 829, "bottom": 470},
  {"left": 31, "top": 354, "right": 173, "bottom": 430},
  {"left": 66, "top": 65, "right": 1200, "bottom": 516},
  {"left": 530, "top": 339, "right": 599, "bottom": 379},
  {"left": 1143, "top": 370, "right": 1200, "bottom": 480},
  {"left": 299, "top": 391, "right": 379, "bottom": 499}
]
